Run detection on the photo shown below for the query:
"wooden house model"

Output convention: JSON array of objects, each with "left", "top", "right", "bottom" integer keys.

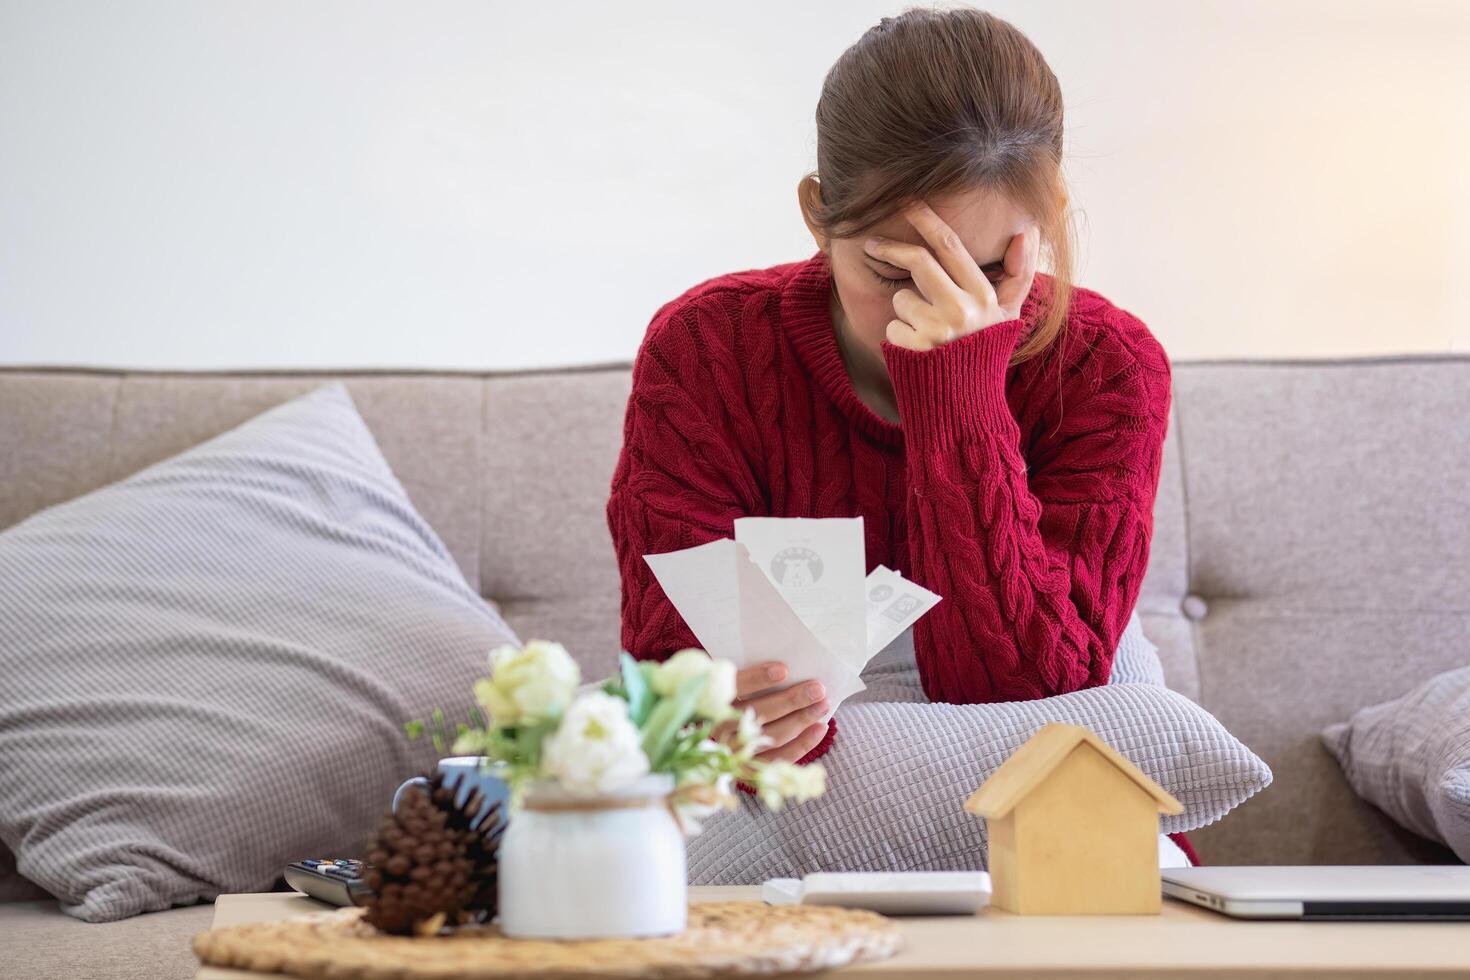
[{"left": 964, "top": 722, "right": 1184, "bottom": 915}]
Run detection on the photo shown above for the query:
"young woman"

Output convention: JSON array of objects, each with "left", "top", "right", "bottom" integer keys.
[{"left": 606, "top": 7, "right": 1196, "bottom": 865}]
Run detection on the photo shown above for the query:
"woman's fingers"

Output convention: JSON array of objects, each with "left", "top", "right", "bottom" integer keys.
[
  {"left": 758, "top": 697, "right": 831, "bottom": 750},
  {"left": 710, "top": 715, "right": 737, "bottom": 744},
  {"left": 863, "top": 237, "right": 957, "bottom": 307},
  {"left": 993, "top": 225, "right": 1040, "bottom": 318},
  {"left": 900, "top": 199, "right": 994, "bottom": 298},
  {"left": 735, "top": 661, "right": 787, "bottom": 699},
  {"left": 720, "top": 665, "right": 830, "bottom": 760},
  {"left": 891, "top": 287, "right": 949, "bottom": 340},
  {"left": 886, "top": 316, "right": 933, "bottom": 351},
  {"left": 732, "top": 679, "right": 825, "bottom": 725},
  {"left": 756, "top": 720, "right": 829, "bottom": 764},
  {"left": 869, "top": 198, "right": 1043, "bottom": 352}
]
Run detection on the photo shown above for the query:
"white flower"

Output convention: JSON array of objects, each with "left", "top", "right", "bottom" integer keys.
[
  {"left": 652, "top": 648, "right": 738, "bottom": 721},
  {"left": 541, "top": 691, "right": 650, "bottom": 794},
  {"left": 450, "top": 729, "right": 488, "bottom": 756},
  {"left": 754, "top": 760, "right": 827, "bottom": 811},
  {"left": 734, "top": 706, "right": 774, "bottom": 759},
  {"left": 475, "top": 639, "right": 581, "bottom": 728},
  {"left": 672, "top": 772, "right": 736, "bottom": 836}
]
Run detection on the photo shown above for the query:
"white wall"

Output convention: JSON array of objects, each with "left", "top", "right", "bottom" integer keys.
[{"left": 2, "top": 0, "right": 1466, "bottom": 370}]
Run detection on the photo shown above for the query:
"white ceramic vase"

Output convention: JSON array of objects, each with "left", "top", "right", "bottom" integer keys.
[{"left": 496, "top": 772, "right": 687, "bottom": 939}]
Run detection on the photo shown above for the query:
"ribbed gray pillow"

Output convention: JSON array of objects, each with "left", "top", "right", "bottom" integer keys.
[
  {"left": 688, "top": 613, "right": 1272, "bottom": 883},
  {"left": 0, "top": 384, "right": 517, "bottom": 921},
  {"left": 1322, "top": 666, "right": 1470, "bottom": 863}
]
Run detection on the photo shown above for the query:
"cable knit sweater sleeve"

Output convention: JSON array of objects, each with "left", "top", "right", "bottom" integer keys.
[
  {"left": 606, "top": 298, "right": 840, "bottom": 765},
  {"left": 879, "top": 310, "right": 1172, "bottom": 705},
  {"left": 606, "top": 302, "right": 760, "bottom": 657}
]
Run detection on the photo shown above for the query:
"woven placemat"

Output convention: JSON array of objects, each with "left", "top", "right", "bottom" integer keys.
[{"left": 193, "top": 901, "right": 904, "bottom": 978}]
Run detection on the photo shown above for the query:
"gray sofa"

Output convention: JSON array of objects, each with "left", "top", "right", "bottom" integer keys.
[{"left": 1, "top": 355, "right": 1464, "bottom": 978}]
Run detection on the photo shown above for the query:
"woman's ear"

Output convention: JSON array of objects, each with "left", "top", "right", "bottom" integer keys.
[{"left": 796, "top": 175, "right": 830, "bottom": 253}]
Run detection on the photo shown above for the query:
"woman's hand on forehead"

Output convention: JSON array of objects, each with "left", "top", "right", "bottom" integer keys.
[{"left": 864, "top": 199, "right": 1039, "bottom": 352}]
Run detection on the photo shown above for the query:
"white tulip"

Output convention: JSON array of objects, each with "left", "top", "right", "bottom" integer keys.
[
  {"left": 754, "top": 760, "right": 827, "bottom": 811},
  {"left": 652, "top": 648, "right": 738, "bottom": 720},
  {"left": 475, "top": 639, "right": 581, "bottom": 728},
  {"left": 541, "top": 691, "right": 650, "bottom": 794}
]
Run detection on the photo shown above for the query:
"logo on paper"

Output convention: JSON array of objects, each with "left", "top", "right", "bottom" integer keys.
[
  {"left": 770, "top": 547, "right": 823, "bottom": 587},
  {"left": 868, "top": 584, "right": 894, "bottom": 603},
  {"left": 882, "top": 594, "right": 921, "bottom": 622}
]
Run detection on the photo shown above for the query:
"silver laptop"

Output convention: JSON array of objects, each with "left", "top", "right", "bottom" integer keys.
[{"left": 1161, "top": 866, "right": 1470, "bottom": 920}]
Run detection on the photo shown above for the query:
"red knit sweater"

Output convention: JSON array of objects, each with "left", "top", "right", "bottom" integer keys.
[{"left": 605, "top": 246, "right": 1173, "bottom": 769}]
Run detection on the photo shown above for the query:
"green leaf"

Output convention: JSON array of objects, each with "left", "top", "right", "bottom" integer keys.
[
  {"left": 513, "top": 719, "right": 556, "bottom": 771},
  {"left": 641, "top": 673, "right": 707, "bottom": 770},
  {"left": 403, "top": 720, "right": 424, "bottom": 741},
  {"left": 639, "top": 661, "right": 660, "bottom": 688},
  {"left": 620, "top": 652, "right": 654, "bottom": 726},
  {"left": 667, "top": 719, "right": 708, "bottom": 758}
]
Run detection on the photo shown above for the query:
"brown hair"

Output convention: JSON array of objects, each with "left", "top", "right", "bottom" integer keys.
[{"left": 803, "top": 5, "right": 1075, "bottom": 365}]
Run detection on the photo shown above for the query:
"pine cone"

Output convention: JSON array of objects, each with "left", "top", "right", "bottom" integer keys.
[{"left": 359, "top": 769, "right": 504, "bottom": 936}]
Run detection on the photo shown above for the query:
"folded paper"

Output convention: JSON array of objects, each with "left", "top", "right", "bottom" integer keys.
[
  {"left": 863, "top": 563, "right": 941, "bottom": 661},
  {"left": 642, "top": 517, "right": 941, "bottom": 722}
]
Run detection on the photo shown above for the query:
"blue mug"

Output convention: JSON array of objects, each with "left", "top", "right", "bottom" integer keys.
[{"left": 392, "top": 756, "right": 510, "bottom": 833}]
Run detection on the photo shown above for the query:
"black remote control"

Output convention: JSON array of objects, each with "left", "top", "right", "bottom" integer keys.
[{"left": 284, "top": 859, "right": 372, "bottom": 907}]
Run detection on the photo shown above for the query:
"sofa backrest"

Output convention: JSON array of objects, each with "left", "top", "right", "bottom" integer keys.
[{"left": 2, "top": 356, "right": 1466, "bottom": 868}]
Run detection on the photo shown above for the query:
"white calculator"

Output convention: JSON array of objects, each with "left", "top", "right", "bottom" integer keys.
[{"left": 762, "top": 871, "right": 991, "bottom": 915}]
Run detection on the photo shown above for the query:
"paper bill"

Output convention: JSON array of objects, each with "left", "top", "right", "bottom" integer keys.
[
  {"left": 642, "top": 537, "right": 865, "bottom": 720},
  {"left": 734, "top": 542, "right": 865, "bottom": 721},
  {"left": 642, "top": 538, "right": 744, "bottom": 664},
  {"left": 864, "top": 564, "right": 942, "bottom": 659},
  {"left": 642, "top": 520, "right": 943, "bottom": 723},
  {"left": 733, "top": 516, "right": 867, "bottom": 672}
]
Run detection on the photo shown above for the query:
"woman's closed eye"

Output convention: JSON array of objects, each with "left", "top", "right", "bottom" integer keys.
[
  {"left": 869, "top": 266, "right": 1005, "bottom": 290},
  {"left": 869, "top": 268, "right": 911, "bottom": 289}
]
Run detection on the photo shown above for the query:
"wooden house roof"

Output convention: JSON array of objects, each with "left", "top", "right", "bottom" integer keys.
[{"left": 964, "top": 722, "right": 1183, "bottom": 819}]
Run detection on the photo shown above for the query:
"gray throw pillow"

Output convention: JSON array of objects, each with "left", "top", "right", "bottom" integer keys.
[
  {"left": 688, "top": 612, "right": 1272, "bottom": 883},
  {"left": 0, "top": 384, "right": 518, "bottom": 921},
  {"left": 1322, "top": 666, "right": 1470, "bottom": 863}
]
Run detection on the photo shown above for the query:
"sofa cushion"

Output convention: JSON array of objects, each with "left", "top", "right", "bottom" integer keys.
[
  {"left": 0, "top": 384, "right": 517, "bottom": 921},
  {"left": 1322, "top": 666, "right": 1470, "bottom": 864},
  {"left": 689, "top": 612, "right": 1272, "bottom": 883}
]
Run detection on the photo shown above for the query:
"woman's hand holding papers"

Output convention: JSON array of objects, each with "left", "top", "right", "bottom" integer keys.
[{"left": 715, "top": 661, "right": 830, "bottom": 764}]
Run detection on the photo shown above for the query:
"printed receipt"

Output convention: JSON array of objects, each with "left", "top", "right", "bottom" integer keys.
[{"left": 642, "top": 517, "right": 942, "bottom": 721}]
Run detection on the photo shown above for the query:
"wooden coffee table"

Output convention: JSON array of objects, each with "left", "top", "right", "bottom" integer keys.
[{"left": 195, "top": 886, "right": 1470, "bottom": 979}]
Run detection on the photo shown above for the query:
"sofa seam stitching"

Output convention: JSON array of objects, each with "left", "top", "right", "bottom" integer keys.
[
  {"left": 1172, "top": 381, "right": 1204, "bottom": 709},
  {"left": 477, "top": 378, "right": 488, "bottom": 599},
  {"left": 103, "top": 375, "right": 124, "bottom": 482}
]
